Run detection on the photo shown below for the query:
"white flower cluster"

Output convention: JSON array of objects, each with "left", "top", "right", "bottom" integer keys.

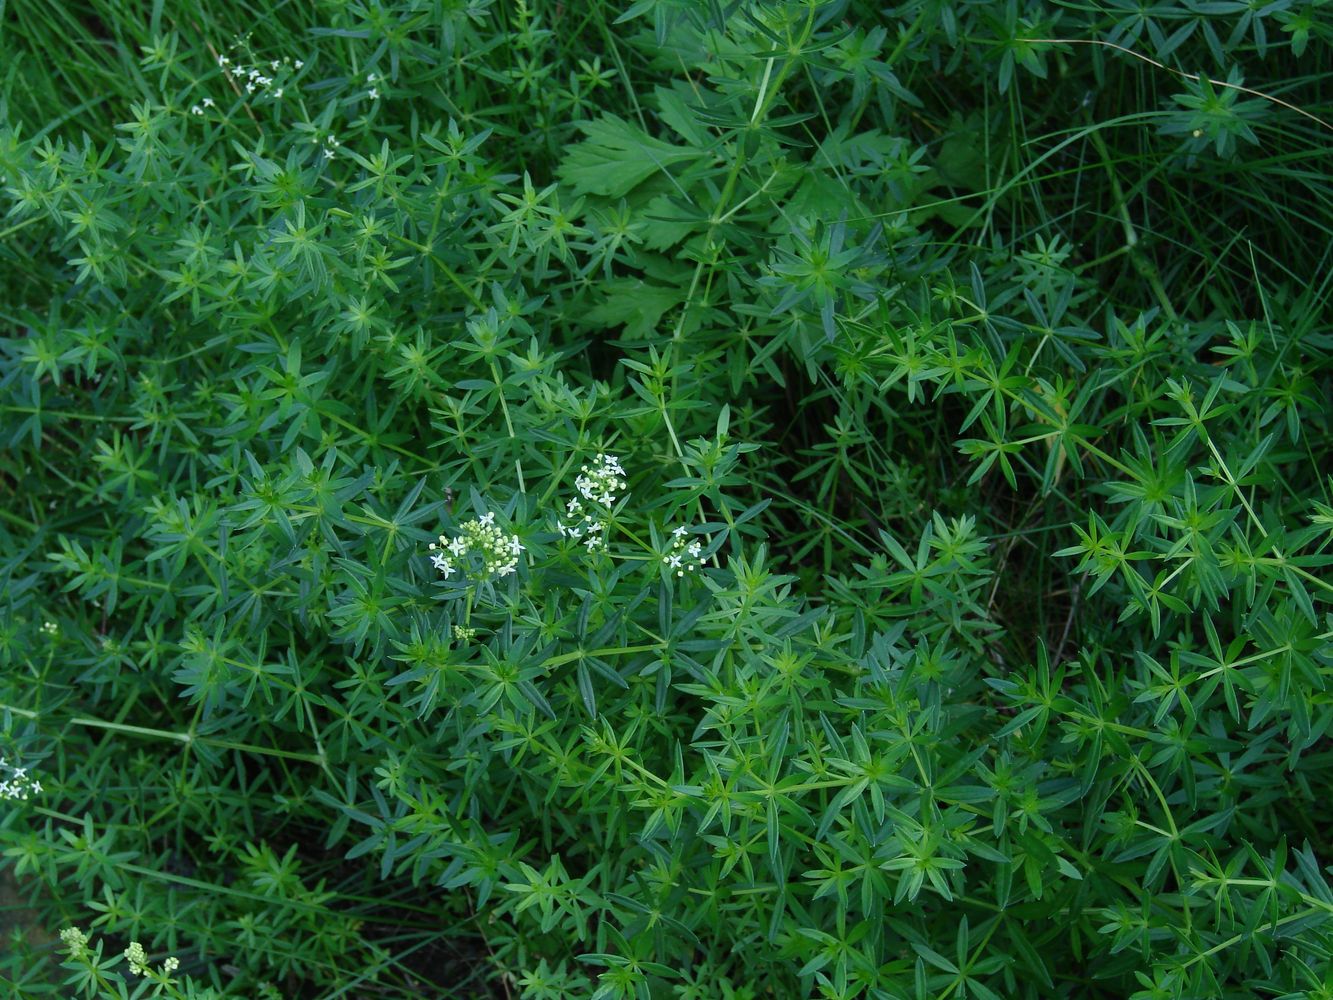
[
  {"left": 429, "top": 511, "right": 524, "bottom": 579},
  {"left": 0, "top": 757, "right": 41, "bottom": 801},
  {"left": 557, "top": 497, "right": 606, "bottom": 552},
  {"left": 575, "top": 454, "right": 627, "bottom": 505},
  {"left": 125, "top": 940, "right": 179, "bottom": 977},
  {"left": 216, "top": 53, "right": 300, "bottom": 101},
  {"left": 664, "top": 525, "right": 704, "bottom": 577},
  {"left": 125, "top": 942, "right": 149, "bottom": 975},
  {"left": 60, "top": 927, "right": 89, "bottom": 957},
  {"left": 558, "top": 454, "right": 626, "bottom": 552},
  {"left": 39, "top": 620, "right": 58, "bottom": 636}
]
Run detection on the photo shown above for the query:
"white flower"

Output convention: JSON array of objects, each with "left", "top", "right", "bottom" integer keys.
[
  {"left": 191, "top": 105, "right": 203, "bottom": 115},
  {"left": 323, "top": 148, "right": 334, "bottom": 160},
  {"left": 270, "top": 60, "right": 280, "bottom": 70},
  {"left": 273, "top": 88, "right": 283, "bottom": 99},
  {"left": 202, "top": 97, "right": 215, "bottom": 107},
  {"left": 369, "top": 87, "right": 380, "bottom": 99},
  {"left": 217, "top": 55, "right": 230, "bottom": 67},
  {"left": 575, "top": 454, "right": 627, "bottom": 506},
  {"left": 663, "top": 525, "right": 704, "bottom": 577},
  {"left": 295, "top": 59, "right": 304, "bottom": 69},
  {"left": 246, "top": 82, "right": 256, "bottom": 93},
  {"left": 367, "top": 72, "right": 377, "bottom": 82},
  {"left": 429, "top": 551, "right": 453, "bottom": 576}
]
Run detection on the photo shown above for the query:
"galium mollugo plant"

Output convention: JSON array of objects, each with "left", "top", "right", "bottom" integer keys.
[{"left": 1, "top": 0, "right": 1332, "bottom": 998}]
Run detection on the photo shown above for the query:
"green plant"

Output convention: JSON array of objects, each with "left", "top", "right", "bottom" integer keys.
[{"left": 2, "top": 0, "right": 1332, "bottom": 997}]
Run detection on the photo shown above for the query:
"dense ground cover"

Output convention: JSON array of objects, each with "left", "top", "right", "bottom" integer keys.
[{"left": 2, "top": 0, "right": 1332, "bottom": 996}]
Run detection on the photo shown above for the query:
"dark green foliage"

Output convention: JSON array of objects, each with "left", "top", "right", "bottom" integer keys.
[{"left": 2, "top": 0, "right": 1332, "bottom": 997}]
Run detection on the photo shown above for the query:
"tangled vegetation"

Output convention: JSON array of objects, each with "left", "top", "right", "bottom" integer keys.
[{"left": 2, "top": 0, "right": 1332, "bottom": 997}]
